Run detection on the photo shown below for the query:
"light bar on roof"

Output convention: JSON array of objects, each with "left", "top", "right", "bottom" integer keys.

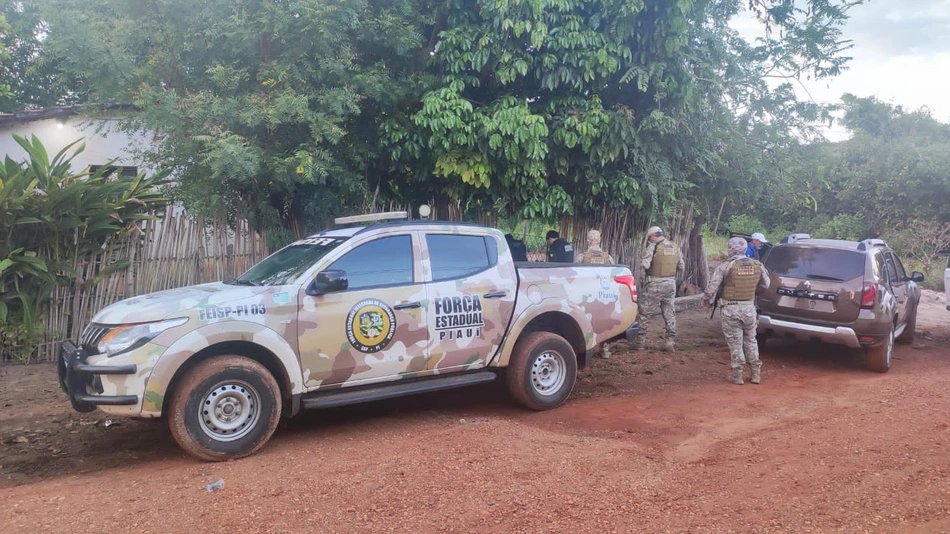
[{"left": 333, "top": 211, "right": 408, "bottom": 225}]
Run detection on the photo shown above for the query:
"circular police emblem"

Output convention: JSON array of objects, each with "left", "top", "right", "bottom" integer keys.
[{"left": 346, "top": 298, "right": 396, "bottom": 353}]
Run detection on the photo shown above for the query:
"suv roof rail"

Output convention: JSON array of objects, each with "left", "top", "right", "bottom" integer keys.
[
  {"left": 333, "top": 211, "right": 408, "bottom": 227},
  {"left": 780, "top": 233, "right": 811, "bottom": 244},
  {"left": 857, "top": 238, "right": 887, "bottom": 251}
]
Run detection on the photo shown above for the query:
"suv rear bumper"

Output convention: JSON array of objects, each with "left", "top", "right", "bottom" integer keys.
[{"left": 757, "top": 315, "right": 861, "bottom": 349}]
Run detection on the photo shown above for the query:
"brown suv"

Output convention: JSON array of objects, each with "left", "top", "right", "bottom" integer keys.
[{"left": 756, "top": 234, "right": 924, "bottom": 372}]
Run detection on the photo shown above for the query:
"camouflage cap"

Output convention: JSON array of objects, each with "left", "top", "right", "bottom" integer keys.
[
  {"left": 587, "top": 229, "right": 601, "bottom": 245},
  {"left": 728, "top": 236, "right": 748, "bottom": 256},
  {"left": 646, "top": 226, "right": 663, "bottom": 237}
]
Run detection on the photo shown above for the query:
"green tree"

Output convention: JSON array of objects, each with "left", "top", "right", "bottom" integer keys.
[
  {"left": 40, "top": 0, "right": 434, "bottom": 238},
  {"left": 398, "top": 0, "right": 861, "bottom": 227},
  {"left": 0, "top": 13, "right": 10, "bottom": 100},
  {"left": 39, "top": 0, "right": 861, "bottom": 237},
  {"left": 0, "top": 1, "right": 81, "bottom": 111}
]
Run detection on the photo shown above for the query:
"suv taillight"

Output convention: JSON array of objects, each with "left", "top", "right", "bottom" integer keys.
[
  {"left": 615, "top": 275, "right": 637, "bottom": 303},
  {"left": 860, "top": 281, "right": 876, "bottom": 309}
]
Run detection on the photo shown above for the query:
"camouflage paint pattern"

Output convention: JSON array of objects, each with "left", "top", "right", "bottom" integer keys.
[
  {"left": 492, "top": 264, "right": 637, "bottom": 367},
  {"left": 82, "top": 282, "right": 304, "bottom": 417},
  {"left": 68, "top": 223, "right": 636, "bottom": 419}
]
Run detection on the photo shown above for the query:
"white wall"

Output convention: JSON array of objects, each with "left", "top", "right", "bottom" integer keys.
[{"left": 0, "top": 116, "right": 158, "bottom": 175}]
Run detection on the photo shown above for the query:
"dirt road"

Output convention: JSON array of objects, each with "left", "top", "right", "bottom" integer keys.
[{"left": 1, "top": 297, "right": 948, "bottom": 533}]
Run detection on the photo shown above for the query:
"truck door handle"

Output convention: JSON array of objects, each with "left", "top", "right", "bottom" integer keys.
[
  {"left": 394, "top": 301, "right": 421, "bottom": 310},
  {"left": 483, "top": 291, "right": 507, "bottom": 299}
]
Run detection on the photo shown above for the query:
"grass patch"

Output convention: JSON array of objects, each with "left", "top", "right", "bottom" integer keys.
[{"left": 705, "top": 234, "right": 729, "bottom": 259}]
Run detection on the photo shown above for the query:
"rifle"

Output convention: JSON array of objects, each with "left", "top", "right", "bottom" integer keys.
[{"left": 710, "top": 285, "right": 723, "bottom": 319}]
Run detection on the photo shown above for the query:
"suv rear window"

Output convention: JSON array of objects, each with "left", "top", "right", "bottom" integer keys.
[{"left": 764, "top": 246, "right": 865, "bottom": 282}]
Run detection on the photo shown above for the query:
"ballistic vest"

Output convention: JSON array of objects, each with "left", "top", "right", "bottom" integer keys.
[
  {"left": 721, "top": 257, "right": 762, "bottom": 301},
  {"left": 646, "top": 240, "right": 679, "bottom": 277},
  {"left": 582, "top": 249, "right": 611, "bottom": 264}
]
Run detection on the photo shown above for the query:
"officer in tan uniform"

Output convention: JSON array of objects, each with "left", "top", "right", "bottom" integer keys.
[
  {"left": 581, "top": 229, "right": 615, "bottom": 358},
  {"left": 580, "top": 229, "right": 615, "bottom": 264},
  {"left": 636, "top": 226, "right": 684, "bottom": 352},
  {"left": 702, "top": 236, "right": 771, "bottom": 385}
]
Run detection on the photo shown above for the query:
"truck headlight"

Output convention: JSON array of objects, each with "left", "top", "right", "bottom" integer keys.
[{"left": 98, "top": 318, "right": 188, "bottom": 356}]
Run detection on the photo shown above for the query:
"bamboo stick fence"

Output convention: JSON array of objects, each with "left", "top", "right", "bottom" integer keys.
[{"left": 33, "top": 205, "right": 270, "bottom": 362}]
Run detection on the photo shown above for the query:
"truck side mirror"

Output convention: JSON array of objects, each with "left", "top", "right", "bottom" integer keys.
[
  {"left": 909, "top": 271, "right": 925, "bottom": 283},
  {"left": 307, "top": 269, "right": 348, "bottom": 295}
]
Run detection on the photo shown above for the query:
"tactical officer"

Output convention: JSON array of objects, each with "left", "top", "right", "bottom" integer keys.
[
  {"left": 546, "top": 230, "right": 574, "bottom": 263},
  {"left": 580, "top": 229, "right": 615, "bottom": 264},
  {"left": 702, "top": 237, "right": 771, "bottom": 385},
  {"left": 581, "top": 229, "right": 615, "bottom": 359},
  {"left": 505, "top": 233, "right": 529, "bottom": 262},
  {"left": 636, "top": 226, "right": 684, "bottom": 352}
]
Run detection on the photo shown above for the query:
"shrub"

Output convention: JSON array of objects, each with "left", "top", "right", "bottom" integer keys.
[
  {"left": 726, "top": 214, "right": 764, "bottom": 236},
  {"left": 813, "top": 214, "right": 868, "bottom": 241},
  {"left": 882, "top": 220, "right": 950, "bottom": 279},
  {"left": 0, "top": 134, "right": 167, "bottom": 360}
]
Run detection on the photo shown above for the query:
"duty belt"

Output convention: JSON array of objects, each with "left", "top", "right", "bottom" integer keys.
[
  {"left": 720, "top": 299, "right": 754, "bottom": 306},
  {"left": 645, "top": 275, "right": 675, "bottom": 282}
]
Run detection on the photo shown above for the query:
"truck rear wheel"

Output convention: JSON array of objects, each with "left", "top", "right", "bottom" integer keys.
[
  {"left": 506, "top": 332, "right": 577, "bottom": 410},
  {"left": 168, "top": 355, "right": 281, "bottom": 462}
]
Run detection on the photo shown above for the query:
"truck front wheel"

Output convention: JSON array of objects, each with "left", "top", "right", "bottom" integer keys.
[
  {"left": 506, "top": 332, "right": 577, "bottom": 410},
  {"left": 168, "top": 355, "right": 282, "bottom": 461}
]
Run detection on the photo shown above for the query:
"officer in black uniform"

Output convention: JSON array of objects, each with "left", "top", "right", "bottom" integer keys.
[
  {"left": 505, "top": 234, "right": 528, "bottom": 262},
  {"left": 546, "top": 230, "right": 574, "bottom": 263}
]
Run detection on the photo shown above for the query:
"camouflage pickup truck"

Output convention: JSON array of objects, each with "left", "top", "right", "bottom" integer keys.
[{"left": 58, "top": 214, "right": 639, "bottom": 461}]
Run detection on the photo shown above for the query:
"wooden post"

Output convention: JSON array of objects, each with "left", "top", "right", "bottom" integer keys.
[{"left": 712, "top": 196, "right": 727, "bottom": 235}]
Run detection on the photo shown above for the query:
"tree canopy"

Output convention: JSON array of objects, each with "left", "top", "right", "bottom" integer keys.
[
  {"left": 29, "top": 0, "right": 863, "bottom": 240},
  {"left": 0, "top": 1, "right": 79, "bottom": 111}
]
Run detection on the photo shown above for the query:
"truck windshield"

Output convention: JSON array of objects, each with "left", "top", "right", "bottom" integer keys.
[{"left": 235, "top": 237, "right": 348, "bottom": 285}]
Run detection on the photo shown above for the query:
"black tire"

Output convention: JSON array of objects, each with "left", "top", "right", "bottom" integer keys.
[
  {"left": 864, "top": 328, "right": 894, "bottom": 373},
  {"left": 897, "top": 305, "right": 917, "bottom": 345},
  {"left": 168, "top": 355, "right": 281, "bottom": 462},
  {"left": 506, "top": 332, "right": 577, "bottom": 410}
]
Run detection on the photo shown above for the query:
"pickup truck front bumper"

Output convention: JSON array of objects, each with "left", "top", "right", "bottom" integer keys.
[{"left": 57, "top": 340, "right": 139, "bottom": 413}]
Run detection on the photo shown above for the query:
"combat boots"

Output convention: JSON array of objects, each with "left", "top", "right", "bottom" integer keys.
[
  {"left": 662, "top": 338, "right": 675, "bottom": 352},
  {"left": 750, "top": 366, "right": 761, "bottom": 384},
  {"left": 728, "top": 368, "right": 744, "bottom": 385}
]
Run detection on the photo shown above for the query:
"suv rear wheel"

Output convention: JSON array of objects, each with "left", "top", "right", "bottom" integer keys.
[
  {"left": 864, "top": 328, "right": 894, "bottom": 373},
  {"left": 897, "top": 305, "right": 917, "bottom": 345}
]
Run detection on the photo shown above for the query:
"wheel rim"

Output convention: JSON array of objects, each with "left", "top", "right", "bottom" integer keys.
[
  {"left": 531, "top": 350, "right": 567, "bottom": 396},
  {"left": 197, "top": 380, "right": 261, "bottom": 442}
]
